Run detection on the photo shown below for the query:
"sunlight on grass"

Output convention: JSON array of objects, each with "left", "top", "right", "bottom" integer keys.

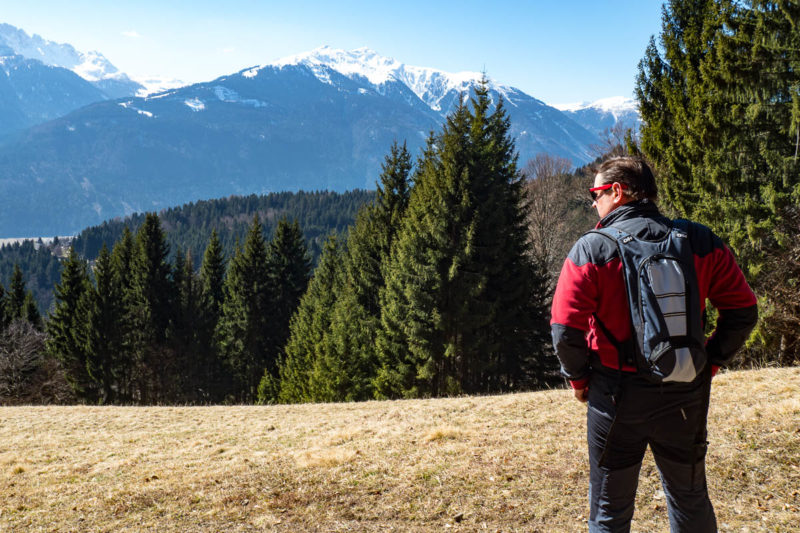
[{"left": 0, "top": 367, "right": 796, "bottom": 531}]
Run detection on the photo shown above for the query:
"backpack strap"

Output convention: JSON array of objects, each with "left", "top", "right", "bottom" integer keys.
[
  {"left": 585, "top": 227, "right": 638, "bottom": 371},
  {"left": 592, "top": 313, "right": 627, "bottom": 372}
]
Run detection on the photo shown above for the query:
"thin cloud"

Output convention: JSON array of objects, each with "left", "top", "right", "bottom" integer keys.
[
  {"left": 122, "top": 31, "right": 142, "bottom": 38},
  {"left": 222, "top": 47, "right": 236, "bottom": 54}
]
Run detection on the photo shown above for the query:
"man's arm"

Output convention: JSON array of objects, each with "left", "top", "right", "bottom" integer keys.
[
  {"left": 703, "top": 244, "right": 758, "bottom": 367},
  {"left": 550, "top": 241, "right": 599, "bottom": 393},
  {"left": 551, "top": 323, "right": 591, "bottom": 389}
]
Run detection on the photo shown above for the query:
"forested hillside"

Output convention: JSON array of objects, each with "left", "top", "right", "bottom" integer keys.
[
  {"left": 0, "top": 82, "right": 568, "bottom": 405},
  {"left": 1, "top": 0, "right": 797, "bottom": 407},
  {"left": 72, "top": 189, "right": 374, "bottom": 264},
  {"left": 0, "top": 189, "right": 373, "bottom": 313}
]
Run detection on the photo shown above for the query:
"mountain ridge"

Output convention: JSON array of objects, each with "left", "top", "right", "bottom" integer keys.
[
  {"left": 0, "top": 42, "right": 639, "bottom": 238},
  {"left": 0, "top": 23, "right": 144, "bottom": 98}
]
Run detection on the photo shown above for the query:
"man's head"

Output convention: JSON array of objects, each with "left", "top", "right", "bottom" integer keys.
[{"left": 590, "top": 157, "right": 658, "bottom": 219}]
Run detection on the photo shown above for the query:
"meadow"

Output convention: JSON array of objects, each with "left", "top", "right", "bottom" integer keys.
[{"left": 1, "top": 366, "right": 797, "bottom": 532}]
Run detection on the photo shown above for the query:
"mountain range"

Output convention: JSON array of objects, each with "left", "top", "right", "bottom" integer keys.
[{"left": 0, "top": 26, "right": 639, "bottom": 238}]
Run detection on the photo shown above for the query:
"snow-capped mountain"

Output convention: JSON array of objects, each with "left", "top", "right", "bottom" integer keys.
[
  {"left": 0, "top": 42, "right": 110, "bottom": 136},
  {"left": 555, "top": 97, "right": 641, "bottom": 138},
  {"left": 257, "top": 46, "right": 599, "bottom": 162},
  {"left": 0, "top": 45, "right": 635, "bottom": 237},
  {"left": 270, "top": 46, "right": 486, "bottom": 112},
  {"left": 0, "top": 23, "right": 143, "bottom": 98}
]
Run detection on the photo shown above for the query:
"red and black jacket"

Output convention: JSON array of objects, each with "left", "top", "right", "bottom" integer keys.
[{"left": 550, "top": 200, "right": 758, "bottom": 390}]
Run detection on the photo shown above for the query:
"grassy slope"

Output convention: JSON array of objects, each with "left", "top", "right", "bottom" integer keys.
[{"left": 0, "top": 367, "right": 797, "bottom": 532}]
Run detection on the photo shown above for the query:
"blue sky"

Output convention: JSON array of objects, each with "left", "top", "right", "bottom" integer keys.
[{"left": 2, "top": 0, "right": 664, "bottom": 104}]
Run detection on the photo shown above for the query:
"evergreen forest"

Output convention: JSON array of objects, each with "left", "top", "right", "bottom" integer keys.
[
  {"left": 1, "top": 0, "right": 798, "bottom": 405},
  {"left": 0, "top": 189, "right": 372, "bottom": 313},
  {"left": 636, "top": 0, "right": 799, "bottom": 364}
]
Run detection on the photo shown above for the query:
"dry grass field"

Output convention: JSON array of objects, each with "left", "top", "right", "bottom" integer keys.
[{"left": 0, "top": 366, "right": 797, "bottom": 532}]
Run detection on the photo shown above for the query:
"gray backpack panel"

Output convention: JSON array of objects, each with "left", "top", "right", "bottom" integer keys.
[{"left": 590, "top": 219, "right": 706, "bottom": 383}]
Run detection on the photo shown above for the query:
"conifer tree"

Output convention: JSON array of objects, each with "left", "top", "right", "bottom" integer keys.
[
  {"left": 636, "top": 0, "right": 800, "bottom": 359},
  {"left": 8, "top": 264, "right": 26, "bottom": 321},
  {"left": 307, "top": 289, "right": 377, "bottom": 402},
  {"left": 199, "top": 229, "right": 228, "bottom": 401},
  {"left": 377, "top": 82, "right": 550, "bottom": 398},
  {"left": 110, "top": 226, "right": 136, "bottom": 401},
  {"left": 0, "top": 284, "right": 8, "bottom": 332},
  {"left": 129, "top": 214, "right": 175, "bottom": 403},
  {"left": 308, "top": 142, "right": 414, "bottom": 402},
  {"left": 83, "top": 244, "right": 124, "bottom": 404},
  {"left": 266, "top": 219, "right": 311, "bottom": 354},
  {"left": 219, "top": 215, "right": 272, "bottom": 402},
  {"left": 200, "top": 230, "right": 226, "bottom": 322},
  {"left": 46, "top": 247, "right": 95, "bottom": 401},
  {"left": 256, "top": 218, "right": 311, "bottom": 402},
  {"left": 349, "top": 142, "right": 413, "bottom": 314},
  {"left": 275, "top": 236, "right": 343, "bottom": 403},
  {"left": 22, "top": 292, "right": 42, "bottom": 330},
  {"left": 173, "top": 250, "right": 205, "bottom": 401}
]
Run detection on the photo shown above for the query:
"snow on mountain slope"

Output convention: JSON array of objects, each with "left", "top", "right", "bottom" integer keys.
[
  {"left": 0, "top": 23, "right": 143, "bottom": 96},
  {"left": 554, "top": 97, "right": 641, "bottom": 138},
  {"left": 268, "top": 46, "right": 487, "bottom": 112},
  {"left": 553, "top": 96, "right": 638, "bottom": 121}
]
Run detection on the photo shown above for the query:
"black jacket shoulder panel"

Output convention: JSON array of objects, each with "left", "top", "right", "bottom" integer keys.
[
  {"left": 679, "top": 219, "right": 725, "bottom": 258},
  {"left": 571, "top": 202, "right": 727, "bottom": 266},
  {"left": 568, "top": 231, "right": 619, "bottom": 267}
]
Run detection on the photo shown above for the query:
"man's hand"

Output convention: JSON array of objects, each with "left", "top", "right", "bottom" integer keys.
[{"left": 574, "top": 386, "right": 589, "bottom": 403}]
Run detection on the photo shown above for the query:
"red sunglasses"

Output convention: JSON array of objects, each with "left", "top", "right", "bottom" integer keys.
[{"left": 589, "top": 182, "right": 628, "bottom": 201}]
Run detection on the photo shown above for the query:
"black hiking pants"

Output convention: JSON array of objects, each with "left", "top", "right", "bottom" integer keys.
[{"left": 586, "top": 369, "right": 717, "bottom": 533}]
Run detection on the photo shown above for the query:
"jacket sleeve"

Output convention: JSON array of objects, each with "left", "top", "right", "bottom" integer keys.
[
  {"left": 703, "top": 244, "right": 758, "bottom": 367},
  {"left": 550, "top": 241, "right": 599, "bottom": 388}
]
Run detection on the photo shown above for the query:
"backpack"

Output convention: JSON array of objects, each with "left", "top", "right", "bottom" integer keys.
[{"left": 590, "top": 219, "right": 707, "bottom": 383}]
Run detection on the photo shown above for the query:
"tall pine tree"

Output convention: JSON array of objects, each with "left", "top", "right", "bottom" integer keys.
[
  {"left": 22, "top": 292, "right": 42, "bottom": 330},
  {"left": 83, "top": 244, "right": 125, "bottom": 404},
  {"left": 219, "top": 215, "right": 272, "bottom": 402},
  {"left": 376, "top": 82, "right": 550, "bottom": 398},
  {"left": 46, "top": 248, "right": 95, "bottom": 401},
  {"left": 636, "top": 0, "right": 800, "bottom": 360},
  {"left": 199, "top": 229, "right": 229, "bottom": 401},
  {"left": 0, "top": 284, "right": 8, "bottom": 332},
  {"left": 172, "top": 249, "right": 205, "bottom": 402},
  {"left": 275, "top": 236, "right": 343, "bottom": 403},
  {"left": 8, "top": 265, "right": 26, "bottom": 321},
  {"left": 257, "top": 218, "right": 311, "bottom": 402},
  {"left": 128, "top": 214, "right": 175, "bottom": 403},
  {"left": 110, "top": 226, "right": 136, "bottom": 401}
]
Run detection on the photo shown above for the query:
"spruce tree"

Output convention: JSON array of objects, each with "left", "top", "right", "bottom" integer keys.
[
  {"left": 83, "top": 244, "right": 125, "bottom": 404},
  {"left": 257, "top": 218, "right": 311, "bottom": 402},
  {"left": 310, "top": 142, "right": 414, "bottom": 402},
  {"left": 376, "top": 82, "right": 550, "bottom": 398},
  {"left": 110, "top": 226, "right": 136, "bottom": 401},
  {"left": 307, "top": 289, "right": 377, "bottom": 402},
  {"left": 199, "top": 229, "right": 228, "bottom": 401},
  {"left": 173, "top": 249, "right": 205, "bottom": 401},
  {"left": 219, "top": 215, "right": 272, "bottom": 402},
  {"left": 0, "top": 284, "right": 8, "bottom": 332},
  {"left": 636, "top": 0, "right": 800, "bottom": 359},
  {"left": 8, "top": 264, "right": 26, "bottom": 321},
  {"left": 22, "top": 292, "right": 42, "bottom": 330},
  {"left": 129, "top": 214, "right": 175, "bottom": 403},
  {"left": 266, "top": 220, "right": 311, "bottom": 353},
  {"left": 200, "top": 229, "right": 226, "bottom": 322},
  {"left": 348, "top": 142, "right": 412, "bottom": 314},
  {"left": 275, "top": 236, "right": 343, "bottom": 403},
  {"left": 46, "top": 247, "right": 95, "bottom": 401}
]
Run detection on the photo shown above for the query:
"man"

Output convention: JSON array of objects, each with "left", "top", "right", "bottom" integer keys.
[{"left": 550, "top": 157, "right": 758, "bottom": 532}]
